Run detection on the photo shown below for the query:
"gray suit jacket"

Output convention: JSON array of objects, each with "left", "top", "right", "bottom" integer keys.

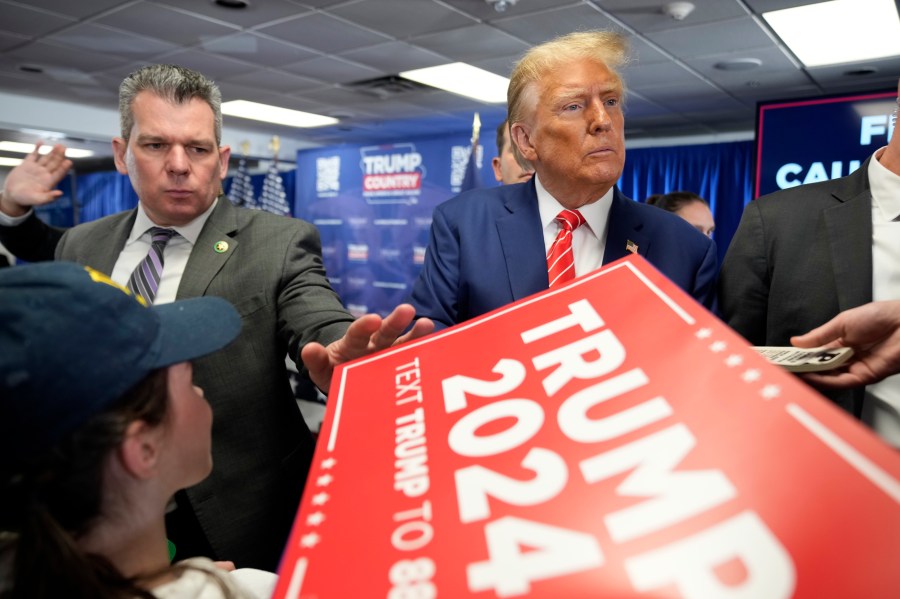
[
  {"left": 4, "top": 198, "right": 353, "bottom": 569},
  {"left": 718, "top": 159, "right": 873, "bottom": 415}
]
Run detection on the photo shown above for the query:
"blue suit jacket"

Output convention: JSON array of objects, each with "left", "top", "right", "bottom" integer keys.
[{"left": 411, "top": 181, "right": 718, "bottom": 329}]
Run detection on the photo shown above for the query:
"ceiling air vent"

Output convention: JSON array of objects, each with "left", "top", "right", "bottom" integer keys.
[{"left": 343, "top": 75, "right": 431, "bottom": 100}]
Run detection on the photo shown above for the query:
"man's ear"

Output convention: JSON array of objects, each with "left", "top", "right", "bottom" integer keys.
[
  {"left": 112, "top": 138, "right": 129, "bottom": 176},
  {"left": 118, "top": 420, "right": 162, "bottom": 480},
  {"left": 218, "top": 144, "right": 231, "bottom": 181},
  {"left": 510, "top": 123, "right": 537, "bottom": 163}
]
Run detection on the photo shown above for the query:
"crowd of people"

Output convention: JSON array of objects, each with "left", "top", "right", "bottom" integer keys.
[{"left": 1, "top": 28, "right": 898, "bottom": 597}]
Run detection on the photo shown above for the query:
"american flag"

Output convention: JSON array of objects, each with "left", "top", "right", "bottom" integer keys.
[
  {"left": 258, "top": 160, "right": 292, "bottom": 216},
  {"left": 228, "top": 157, "right": 258, "bottom": 209},
  {"left": 459, "top": 112, "right": 482, "bottom": 193}
]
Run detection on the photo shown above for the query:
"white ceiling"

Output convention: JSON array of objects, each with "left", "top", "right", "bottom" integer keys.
[{"left": 0, "top": 0, "right": 898, "bottom": 164}]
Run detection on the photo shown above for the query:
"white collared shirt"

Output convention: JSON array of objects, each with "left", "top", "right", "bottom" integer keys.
[
  {"left": 535, "top": 174, "right": 613, "bottom": 277},
  {"left": 110, "top": 198, "right": 219, "bottom": 305},
  {"left": 864, "top": 148, "right": 900, "bottom": 446}
]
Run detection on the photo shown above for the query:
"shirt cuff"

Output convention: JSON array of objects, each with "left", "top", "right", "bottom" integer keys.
[{"left": 0, "top": 200, "right": 34, "bottom": 226}]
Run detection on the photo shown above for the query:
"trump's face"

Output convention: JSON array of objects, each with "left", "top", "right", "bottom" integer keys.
[{"left": 513, "top": 58, "right": 625, "bottom": 208}]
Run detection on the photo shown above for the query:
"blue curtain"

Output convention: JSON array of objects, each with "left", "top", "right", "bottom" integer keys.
[
  {"left": 617, "top": 140, "right": 754, "bottom": 264},
  {"left": 51, "top": 169, "right": 297, "bottom": 224},
  {"left": 76, "top": 171, "right": 139, "bottom": 223}
]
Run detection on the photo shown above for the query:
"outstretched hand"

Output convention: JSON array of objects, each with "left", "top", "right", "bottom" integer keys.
[
  {"left": 0, "top": 142, "right": 73, "bottom": 217},
  {"left": 301, "top": 304, "right": 435, "bottom": 393},
  {"left": 791, "top": 300, "right": 900, "bottom": 388}
]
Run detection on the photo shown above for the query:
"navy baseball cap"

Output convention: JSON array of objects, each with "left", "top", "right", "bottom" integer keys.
[{"left": 0, "top": 262, "right": 241, "bottom": 464}]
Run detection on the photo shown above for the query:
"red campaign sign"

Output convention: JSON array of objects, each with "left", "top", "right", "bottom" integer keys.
[{"left": 273, "top": 255, "right": 900, "bottom": 599}]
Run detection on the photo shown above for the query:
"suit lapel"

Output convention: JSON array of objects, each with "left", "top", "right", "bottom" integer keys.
[
  {"left": 176, "top": 198, "right": 240, "bottom": 300},
  {"left": 497, "top": 183, "right": 549, "bottom": 300},
  {"left": 603, "top": 189, "right": 648, "bottom": 264},
  {"left": 85, "top": 211, "right": 135, "bottom": 275},
  {"left": 824, "top": 161, "right": 873, "bottom": 310}
]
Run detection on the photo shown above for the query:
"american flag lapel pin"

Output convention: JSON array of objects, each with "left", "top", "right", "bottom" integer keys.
[{"left": 626, "top": 239, "right": 639, "bottom": 254}]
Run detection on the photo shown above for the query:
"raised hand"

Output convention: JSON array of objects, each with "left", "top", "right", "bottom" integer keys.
[{"left": 0, "top": 142, "right": 73, "bottom": 217}]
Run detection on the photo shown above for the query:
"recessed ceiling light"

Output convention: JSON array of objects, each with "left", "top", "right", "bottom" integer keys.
[
  {"left": 763, "top": 0, "right": 900, "bottom": 67},
  {"left": 714, "top": 58, "right": 762, "bottom": 71},
  {"left": 212, "top": 0, "right": 249, "bottom": 8},
  {"left": 0, "top": 157, "right": 23, "bottom": 167},
  {"left": 844, "top": 67, "right": 878, "bottom": 76},
  {"left": 400, "top": 63, "right": 508, "bottom": 104},
  {"left": 221, "top": 100, "right": 339, "bottom": 128},
  {"left": 0, "top": 141, "right": 93, "bottom": 158}
]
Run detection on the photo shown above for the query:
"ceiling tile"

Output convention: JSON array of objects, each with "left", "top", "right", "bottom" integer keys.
[
  {"left": 438, "top": 0, "right": 581, "bottom": 22},
  {"left": 402, "top": 89, "right": 498, "bottom": 113},
  {"left": 96, "top": 3, "right": 239, "bottom": 46},
  {"left": 329, "top": 0, "right": 475, "bottom": 38},
  {"left": 339, "top": 41, "right": 447, "bottom": 72},
  {"left": 221, "top": 69, "right": 323, "bottom": 94},
  {"left": 639, "top": 81, "right": 747, "bottom": 114},
  {"left": 468, "top": 54, "right": 521, "bottom": 78},
  {"left": 412, "top": 24, "right": 530, "bottom": 63},
  {"left": 258, "top": 12, "right": 391, "bottom": 53},
  {"left": 154, "top": 48, "right": 258, "bottom": 80},
  {"left": 645, "top": 16, "right": 773, "bottom": 60},
  {"left": 594, "top": 0, "right": 747, "bottom": 32},
  {"left": 201, "top": 33, "right": 319, "bottom": 67},
  {"left": 493, "top": 4, "right": 618, "bottom": 44},
  {"left": 150, "top": 0, "right": 311, "bottom": 28},
  {"left": 622, "top": 61, "right": 710, "bottom": 89},
  {"left": 45, "top": 23, "right": 177, "bottom": 57},
  {"left": 0, "top": 3, "right": 76, "bottom": 38},
  {"left": 9, "top": 0, "right": 126, "bottom": 19},
  {"left": 0, "top": 30, "right": 29, "bottom": 53},
  {"left": 282, "top": 56, "right": 383, "bottom": 84},
  {"left": 8, "top": 40, "right": 128, "bottom": 71}
]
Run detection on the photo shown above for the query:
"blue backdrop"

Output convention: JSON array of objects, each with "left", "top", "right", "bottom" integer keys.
[{"left": 618, "top": 140, "right": 754, "bottom": 267}]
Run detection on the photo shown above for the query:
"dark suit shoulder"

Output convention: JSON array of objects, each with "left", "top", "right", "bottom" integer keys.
[
  {"left": 434, "top": 184, "right": 520, "bottom": 219},
  {"left": 754, "top": 159, "right": 870, "bottom": 210}
]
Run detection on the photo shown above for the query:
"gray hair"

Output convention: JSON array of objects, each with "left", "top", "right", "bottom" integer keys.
[
  {"left": 118, "top": 64, "right": 223, "bottom": 143},
  {"left": 508, "top": 30, "right": 630, "bottom": 127}
]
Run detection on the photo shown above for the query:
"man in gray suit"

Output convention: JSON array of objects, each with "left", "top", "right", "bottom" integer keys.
[
  {"left": 719, "top": 78, "right": 900, "bottom": 446},
  {"left": 0, "top": 64, "right": 433, "bottom": 570}
]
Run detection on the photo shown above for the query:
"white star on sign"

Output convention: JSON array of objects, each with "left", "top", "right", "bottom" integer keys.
[
  {"left": 725, "top": 354, "right": 744, "bottom": 367},
  {"left": 311, "top": 492, "right": 330, "bottom": 506},
  {"left": 321, "top": 457, "right": 337, "bottom": 469},
  {"left": 696, "top": 328, "right": 712, "bottom": 339},
  {"left": 709, "top": 341, "right": 727, "bottom": 353},
  {"left": 306, "top": 512, "right": 326, "bottom": 526},
  {"left": 741, "top": 369, "right": 761, "bottom": 382},
  {"left": 317, "top": 473, "right": 334, "bottom": 486},
  {"left": 761, "top": 385, "right": 781, "bottom": 399},
  {"left": 300, "top": 532, "right": 321, "bottom": 548}
]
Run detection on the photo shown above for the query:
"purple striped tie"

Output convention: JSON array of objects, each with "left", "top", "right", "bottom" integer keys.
[{"left": 127, "top": 227, "right": 176, "bottom": 304}]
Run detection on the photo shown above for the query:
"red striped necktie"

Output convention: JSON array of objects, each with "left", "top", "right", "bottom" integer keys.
[{"left": 547, "top": 209, "right": 585, "bottom": 288}]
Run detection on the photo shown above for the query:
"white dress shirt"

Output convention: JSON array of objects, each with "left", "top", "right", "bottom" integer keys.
[
  {"left": 864, "top": 148, "right": 900, "bottom": 446},
  {"left": 110, "top": 199, "right": 218, "bottom": 305},
  {"left": 535, "top": 174, "right": 613, "bottom": 277}
]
